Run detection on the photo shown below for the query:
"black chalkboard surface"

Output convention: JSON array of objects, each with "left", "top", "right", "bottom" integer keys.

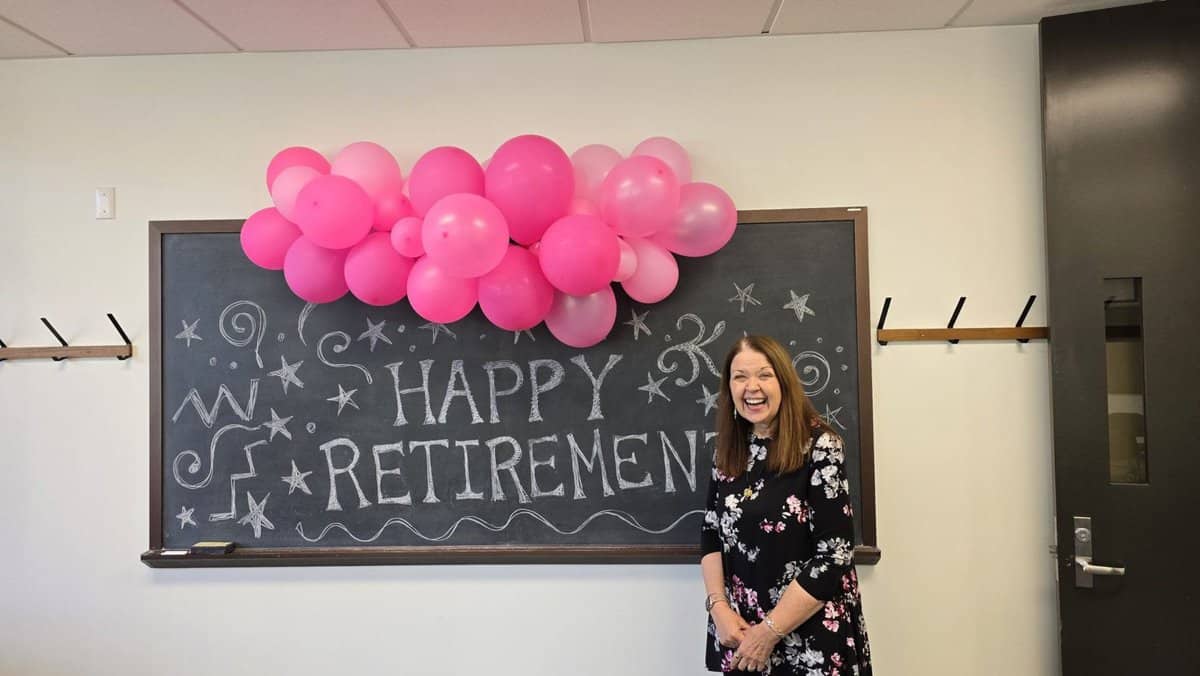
[{"left": 144, "top": 208, "right": 876, "bottom": 567}]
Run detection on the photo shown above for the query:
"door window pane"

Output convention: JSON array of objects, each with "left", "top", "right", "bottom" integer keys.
[{"left": 1104, "top": 277, "right": 1148, "bottom": 484}]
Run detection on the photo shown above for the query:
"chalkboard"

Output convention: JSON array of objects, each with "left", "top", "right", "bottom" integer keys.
[{"left": 144, "top": 208, "right": 876, "bottom": 567}]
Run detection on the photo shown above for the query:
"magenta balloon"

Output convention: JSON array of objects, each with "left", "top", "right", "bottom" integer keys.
[
  {"left": 373, "top": 187, "right": 414, "bottom": 231},
  {"left": 538, "top": 214, "right": 620, "bottom": 295},
  {"left": 600, "top": 155, "right": 680, "bottom": 239},
  {"left": 654, "top": 182, "right": 737, "bottom": 257},
  {"left": 544, "top": 287, "right": 617, "bottom": 348},
  {"left": 344, "top": 232, "right": 415, "bottom": 306},
  {"left": 632, "top": 136, "right": 692, "bottom": 184},
  {"left": 571, "top": 144, "right": 622, "bottom": 203},
  {"left": 484, "top": 135, "right": 574, "bottom": 245},
  {"left": 408, "top": 146, "right": 485, "bottom": 217},
  {"left": 241, "top": 207, "right": 301, "bottom": 271},
  {"left": 270, "top": 165, "right": 319, "bottom": 223},
  {"left": 407, "top": 256, "right": 478, "bottom": 323},
  {"left": 478, "top": 245, "right": 555, "bottom": 331},
  {"left": 390, "top": 216, "right": 425, "bottom": 258},
  {"left": 613, "top": 237, "right": 638, "bottom": 282},
  {"left": 293, "top": 174, "right": 374, "bottom": 250},
  {"left": 283, "top": 236, "right": 349, "bottom": 304},
  {"left": 266, "top": 146, "right": 329, "bottom": 191},
  {"left": 330, "top": 141, "right": 404, "bottom": 204},
  {"left": 568, "top": 196, "right": 599, "bottom": 216},
  {"left": 421, "top": 193, "right": 509, "bottom": 278},
  {"left": 620, "top": 237, "right": 678, "bottom": 303}
]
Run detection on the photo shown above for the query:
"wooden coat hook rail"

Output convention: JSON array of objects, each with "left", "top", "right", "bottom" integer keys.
[
  {"left": 876, "top": 295, "right": 1048, "bottom": 345},
  {"left": 0, "top": 314, "right": 133, "bottom": 362}
]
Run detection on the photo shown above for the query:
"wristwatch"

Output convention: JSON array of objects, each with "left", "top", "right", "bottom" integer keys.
[{"left": 705, "top": 594, "right": 726, "bottom": 612}]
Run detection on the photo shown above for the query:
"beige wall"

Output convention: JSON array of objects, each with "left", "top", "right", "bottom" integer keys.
[{"left": 0, "top": 25, "right": 1058, "bottom": 675}]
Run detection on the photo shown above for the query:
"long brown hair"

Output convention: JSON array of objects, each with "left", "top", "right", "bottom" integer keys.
[{"left": 715, "top": 335, "right": 828, "bottom": 477}]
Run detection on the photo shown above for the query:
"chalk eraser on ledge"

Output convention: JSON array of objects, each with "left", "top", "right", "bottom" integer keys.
[{"left": 189, "top": 541, "right": 236, "bottom": 555}]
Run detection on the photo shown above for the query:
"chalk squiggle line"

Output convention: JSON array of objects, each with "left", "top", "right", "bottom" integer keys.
[{"left": 296, "top": 508, "right": 705, "bottom": 544}]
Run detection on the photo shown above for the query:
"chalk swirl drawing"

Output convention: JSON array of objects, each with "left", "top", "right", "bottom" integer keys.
[
  {"left": 792, "top": 350, "right": 831, "bottom": 396},
  {"left": 317, "top": 331, "right": 373, "bottom": 385},
  {"left": 656, "top": 313, "right": 724, "bottom": 387},
  {"left": 219, "top": 301, "right": 266, "bottom": 369},
  {"left": 172, "top": 422, "right": 262, "bottom": 489},
  {"left": 297, "top": 302, "right": 317, "bottom": 346}
]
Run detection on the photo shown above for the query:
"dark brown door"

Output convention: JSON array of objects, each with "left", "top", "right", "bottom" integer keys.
[{"left": 1042, "top": 2, "right": 1200, "bottom": 674}]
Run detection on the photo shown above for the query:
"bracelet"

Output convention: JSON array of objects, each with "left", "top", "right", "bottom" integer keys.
[{"left": 763, "top": 615, "right": 787, "bottom": 638}]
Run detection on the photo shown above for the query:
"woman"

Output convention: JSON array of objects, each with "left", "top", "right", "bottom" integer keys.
[{"left": 701, "top": 335, "right": 871, "bottom": 675}]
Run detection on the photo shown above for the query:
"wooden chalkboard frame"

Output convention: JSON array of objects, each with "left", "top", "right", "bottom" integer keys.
[{"left": 143, "top": 208, "right": 878, "bottom": 568}]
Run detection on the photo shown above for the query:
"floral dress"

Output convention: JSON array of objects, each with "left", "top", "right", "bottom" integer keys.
[{"left": 701, "top": 429, "right": 872, "bottom": 675}]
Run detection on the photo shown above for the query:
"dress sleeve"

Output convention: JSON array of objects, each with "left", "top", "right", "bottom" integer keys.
[
  {"left": 700, "top": 464, "right": 723, "bottom": 556},
  {"left": 794, "top": 431, "right": 856, "bottom": 602}
]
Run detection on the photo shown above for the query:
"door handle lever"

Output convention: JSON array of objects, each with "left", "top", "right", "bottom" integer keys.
[
  {"left": 1074, "top": 556, "right": 1126, "bottom": 577},
  {"left": 1073, "top": 516, "right": 1126, "bottom": 588}
]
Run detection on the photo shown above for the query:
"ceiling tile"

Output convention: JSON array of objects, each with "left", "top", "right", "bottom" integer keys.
[
  {"left": 183, "top": 0, "right": 409, "bottom": 51},
  {"left": 384, "top": 0, "right": 582, "bottom": 48},
  {"left": 588, "top": 0, "right": 775, "bottom": 42},
  {"left": 952, "top": 0, "right": 1157, "bottom": 26},
  {"left": 0, "top": 0, "right": 233, "bottom": 56},
  {"left": 773, "top": 0, "right": 968, "bottom": 34},
  {"left": 0, "top": 17, "right": 67, "bottom": 58}
]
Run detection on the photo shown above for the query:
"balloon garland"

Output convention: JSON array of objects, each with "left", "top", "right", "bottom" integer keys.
[{"left": 241, "top": 135, "right": 738, "bottom": 348}]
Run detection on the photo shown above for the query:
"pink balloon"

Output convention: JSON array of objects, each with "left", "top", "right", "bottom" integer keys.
[
  {"left": 545, "top": 287, "right": 617, "bottom": 348},
  {"left": 478, "top": 246, "right": 555, "bottom": 331},
  {"left": 344, "top": 232, "right": 415, "bottom": 306},
  {"left": 407, "top": 256, "right": 478, "bottom": 323},
  {"left": 422, "top": 193, "right": 509, "bottom": 278},
  {"left": 571, "top": 144, "right": 622, "bottom": 203},
  {"left": 600, "top": 155, "right": 680, "bottom": 239},
  {"left": 270, "top": 165, "right": 319, "bottom": 223},
  {"left": 373, "top": 187, "right": 414, "bottom": 231},
  {"left": 568, "top": 197, "right": 599, "bottom": 216},
  {"left": 528, "top": 241, "right": 542, "bottom": 257},
  {"left": 653, "top": 182, "right": 738, "bottom": 257},
  {"left": 632, "top": 136, "right": 692, "bottom": 184},
  {"left": 266, "top": 146, "right": 329, "bottom": 191},
  {"left": 390, "top": 216, "right": 425, "bottom": 258},
  {"left": 330, "top": 141, "right": 404, "bottom": 204},
  {"left": 538, "top": 214, "right": 620, "bottom": 296},
  {"left": 614, "top": 237, "right": 637, "bottom": 282},
  {"left": 241, "top": 207, "right": 301, "bottom": 271},
  {"left": 620, "top": 238, "right": 678, "bottom": 303},
  {"left": 283, "top": 236, "right": 349, "bottom": 304},
  {"left": 408, "top": 146, "right": 485, "bottom": 217},
  {"left": 485, "top": 135, "right": 574, "bottom": 245},
  {"left": 293, "top": 175, "right": 374, "bottom": 250}
]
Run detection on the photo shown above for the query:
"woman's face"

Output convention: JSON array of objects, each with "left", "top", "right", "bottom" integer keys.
[{"left": 729, "top": 347, "right": 782, "bottom": 431}]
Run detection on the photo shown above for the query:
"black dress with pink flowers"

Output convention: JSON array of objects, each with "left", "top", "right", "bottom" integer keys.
[{"left": 701, "top": 429, "right": 872, "bottom": 675}]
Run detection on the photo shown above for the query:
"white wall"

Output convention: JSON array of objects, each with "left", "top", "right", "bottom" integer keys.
[{"left": 0, "top": 26, "right": 1058, "bottom": 676}]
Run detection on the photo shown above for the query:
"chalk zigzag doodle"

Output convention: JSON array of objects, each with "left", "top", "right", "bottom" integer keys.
[
  {"left": 172, "top": 422, "right": 263, "bottom": 489},
  {"left": 219, "top": 301, "right": 267, "bottom": 369}
]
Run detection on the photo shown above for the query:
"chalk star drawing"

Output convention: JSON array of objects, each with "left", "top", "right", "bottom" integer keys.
[
  {"left": 326, "top": 384, "right": 359, "bottom": 415},
  {"left": 637, "top": 373, "right": 671, "bottom": 403},
  {"left": 238, "top": 492, "right": 274, "bottom": 539},
  {"left": 174, "top": 319, "right": 203, "bottom": 347},
  {"left": 262, "top": 408, "right": 293, "bottom": 442},
  {"left": 783, "top": 290, "right": 816, "bottom": 323},
  {"left": 357, "top": 318, "right": 392, "bottom": 352},
  {"left": 695, "top": 384, "right": 720, "bottom": 416},
  {"left": 728, "top": 282, "right": 762, "bottom": 313},
  {"left": 268, "top": 356, "right": 304, "bottom": 394},
  {"left": 175, "top": 506, "right": 196, "bottom": 529},
  {"left": 281, "top": 461, "right": 313, "bottom": 496},
  {"left": 512, "top": 329, "right": 535, "bottom": 344},
  {"left": 419, "top": 322, "right": 456, "bottom": 345},
  {"left": 624, "top": 310, "right": 652, "bottom": 340},
  {"left": 822, "top": 404, "right": 846, "bottom": 430}
]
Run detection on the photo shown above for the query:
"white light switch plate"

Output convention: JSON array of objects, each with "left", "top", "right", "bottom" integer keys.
[{"left": 95, "top": 187, "right": 115, "bottom": 219}]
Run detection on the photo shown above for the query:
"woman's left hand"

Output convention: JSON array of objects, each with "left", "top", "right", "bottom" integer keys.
[{"left": 730, "top": 622, "right": 780, "bottom": 672}]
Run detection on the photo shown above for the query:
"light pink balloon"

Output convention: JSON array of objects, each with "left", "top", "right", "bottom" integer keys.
[
  {"left": 601, "top": 155, "right": 680, "bottom": 239},
  {"left": 653, "top": 182, "right": 738, "bottom": 257},
  {"left": 632, "top": 136, "right": 692, "bottom": 184},
  {"left": 270, "top": 165, "right": 319, "bottom": 223},
  {"left": 293, "top": 174, "right": 374, "bottom": 250},
  {"left": 538, "top": 214, "right": 620, "bottom": 296},
  {"left": 421, "top": 193, "right": 509, "bottom": 278},
  {"left": 544, "top": 286, "right": 617, "bottom": 348},
  {"left": 390, "top": 216, "right": 425, "bottom": 258},
  {"left": 484, "top": 135, "right": 574, "bottom": 245},
  {"left": 266, "top": 146, "right": 329, "bottom": 191},
  {"left": 373, "top": 187, "right": 414, "bottom": 231},
  {"left": 331, "top": 141, "right": 404, "bottom": 204},
  {"left": 408, "top": 146, "right": 485, "bottom": 217},
  {"left": 407, "top": 256, "right": 478, "bottom": 323},
  {"left": 283, "top": 236, "right": 349, "bottom": 304},
  {"left": 614, "top": 237, "right": 638, "bottom": 282},
  {"left": 568, "top": 197, "right": 599, "bottom": 216},
  {"left": 478, "top": 245, "right": 555, "bottom": 331},
  {"left": 571, "top": 144, "right": 622, "bottom": 203},
  {"left": 620, "top": 237, "right": 678, "bottom": 303},
  {"left": 344, "top": 232, "right": 415, "bottom": 306},
  {"left": 241, "top": 207, "right": 301, "bottom": 271}
]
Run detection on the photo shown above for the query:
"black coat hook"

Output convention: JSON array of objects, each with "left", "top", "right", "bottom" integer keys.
[
  {"left": 1014, "top": 295, "right": 1037, "bottom": 343},
  {"left": 0, "top": 337, "right": 6, "bottom": 362},
  {"left": 876, "top": 297, "right": 893, "bottom": 345},
  {"left": 946, "top": 297, "right": 966, "bottom": 344},
  {"left": 107, "top": 313, "right": 132, "bottom": 360},
  {"left": 40, "top": 317, "right": 69, "bottom": 361}
]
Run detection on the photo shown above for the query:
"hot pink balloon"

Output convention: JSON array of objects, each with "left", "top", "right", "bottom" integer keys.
[
  {"left": 270, "top": 165, "right": 319, "bottom": 223},
  {"left": 283, "top": 236, "right": 349, "bottom": 304},
  {"left": 485, "top": 135, "right": 574, "bottom": 245},
  {"left": 241, "top": 207, "right": 301, "bottom": 271},
  {"left": 571, "top": 144, "right": 622, "bottom": 203},
  {"left": 653, "top": 182, "right": 738, "bottom": 257},
  {"left": 614, "top": 237, "right": 638, "bottom": 282},
  {"left": 568, "top": 197, "right": 599, "bottom": 216},
  {"left": 373, "top": 187, "right": 414, "bottom": 231},
  {"left": 544, "top": 286, "right": 617, "bottom": 348},
  {"left": 422, "top": 193, "right": 509, "bottom": 278},
  {"left": 600, "top": 155, "right": 680, "bottom": 239},
  {"left": 538, "top": 214, "right": 620, "bottom": 296},
  {"left": 632, "top": 136, "right": 692, "bottom": 184},
  {"left": 408, "top": 146, "right": 485, "bottom": 217},
  {"left": 390, "top": 216, "right": 425, "bottom": 258},
  {"left": 620, "top": 238, "right": 678, "bottom": 303},
  {"left": 266, "top": 146, "right": 329, "bottom": 191},
  {"left": 344, "top": 232, "right": 415, "bottom": 306},
  {"left": 478, "top": 245, "right": 555, "bottom": 331},
  {"left": 293, "top": 174, "right": 374, "bottom": 250},
  {"left": 407, "top": 256, "right": 478, "bottom": 323},
  {"left": 330, "top": 141, "right": 404, "bottom": 205}
]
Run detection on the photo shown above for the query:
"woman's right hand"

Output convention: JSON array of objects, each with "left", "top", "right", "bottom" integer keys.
[{"left": 711, "top": 605, "right": 751, "bottom": 648}]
